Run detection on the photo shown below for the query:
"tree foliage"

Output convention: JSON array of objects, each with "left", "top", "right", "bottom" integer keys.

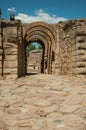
[
  {"left": 38, "top": 45, "right": 42, "bottom": 49},
  {"left": 26, "top": 44, "right": 42, "bottom": 55},
  {"left": 28, "top": 44, "right": 36, "bottom": 51},
  {"left": 26, "top": 44, "right": 36, "bottom": 55}
]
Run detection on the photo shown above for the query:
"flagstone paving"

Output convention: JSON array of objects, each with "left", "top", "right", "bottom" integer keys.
[{"left": 0, "top": 74, "right": 86, "bottom": 130}]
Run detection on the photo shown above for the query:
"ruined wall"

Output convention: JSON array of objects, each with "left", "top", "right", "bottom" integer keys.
[
  {"left": 0, "top": 20, "right": 20, "bottom": 79},
  {"left": 0, "top": 18, "right": 86, "bottom": 79},
  {"left": 2, "top": 26, "right": 18, "bottom": 79},
  {"left": 56, "top": 19, "right": 86, "bottom": 75}
]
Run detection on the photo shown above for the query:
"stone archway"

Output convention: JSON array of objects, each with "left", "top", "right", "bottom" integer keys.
[
  {"left": 26, "top": 40, "right": 45, "bottom": 74},
  {"left": 21, "top": 22, "right": 56, "bottom": 76}
]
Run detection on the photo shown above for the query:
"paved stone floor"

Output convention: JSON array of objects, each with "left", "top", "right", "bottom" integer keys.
[{"left": 0, "top": 74, "right": 86, "bottom": 130}]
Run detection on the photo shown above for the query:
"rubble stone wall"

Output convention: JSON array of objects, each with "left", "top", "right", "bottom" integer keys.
[{"left": 56, "top": 19, "right": 86, "bottom": 75}]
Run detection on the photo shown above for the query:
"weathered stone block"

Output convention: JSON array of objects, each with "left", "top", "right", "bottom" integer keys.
[
  {"left": 0, "top": 61, "right": 2, "bottom": 68},
  {"left": 75, "top": 50, "right": 85, "bottom": 56},
  {"left": 4, "top": 61, "right": 17, "bottom": 68},
  {"left": 76, "top": 55, "right": 86, "bottom": 61},
  {"left": 5, "top": 74, "right": 17, "bottom": 79},
  {"left": 76, "top": 61, "right": 86, "bottom": 67},
  {"left": 76, "top": 44, "right": 86, "bottom": 49},
  {"left": 0, "top": 49, "right": 3, "bottom": 54},
  {"left": 4, "top": 68, "right": 17, "bottom": 74},
  {"left": 5, "top": 55, "right": 17, "bottom": 61},
  {"left": 5, "top": 49, "right": 17, "bottom": 55},
  {"left": 76, "top": 67, "right": 86, "bottom": 74},
  {"left": 0, "top": 68, "right": 2, "bottom": 74}
]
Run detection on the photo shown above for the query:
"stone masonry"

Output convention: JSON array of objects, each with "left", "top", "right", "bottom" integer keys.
[
  {"left": 27, "top": 49, "right": 43, "bottom": 74},
  {"left": 0, "top": 18, "right": 86, "bottom": 78}
]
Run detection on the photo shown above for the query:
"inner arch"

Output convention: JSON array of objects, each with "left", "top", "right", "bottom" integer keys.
[{"left": 26, "top": 41, "right": 45, "bottom": 75}]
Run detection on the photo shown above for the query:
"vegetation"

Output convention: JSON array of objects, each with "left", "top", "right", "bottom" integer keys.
[
  {"left": 38, "top": 45, "right": 42, "bottom": 49},
  {"left": 26, "top": 44, "right": 36, "bottom": 55},
  {"left": 27, "top": 44, "right": 36, "bottom": 52},
  {"left": 26, "top": 44, "right": 42, "bottom": 56}
]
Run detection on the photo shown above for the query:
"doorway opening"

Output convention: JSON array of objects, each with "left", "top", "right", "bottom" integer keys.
[{"left": 26, "top": 41, "right": 45, "bottom": 75}]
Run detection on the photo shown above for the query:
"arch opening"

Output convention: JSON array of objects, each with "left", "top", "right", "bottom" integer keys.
[
  {"left": 21, "top": 22, "right": 57, "bottom": 77},
  {"left": 25, "top": 40, "right": 46, "bottom": 75}
]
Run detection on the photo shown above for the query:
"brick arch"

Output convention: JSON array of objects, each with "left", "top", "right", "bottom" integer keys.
[
  {"left": 24, "top": 22, "right": 56, "bottom": 41},
  {"left": 26, "top": 32, "right": 51, "bottom": 52},
  {"left": 23, "top": 22, "right": 57, "bottom": 51},
  {"left": 26, "top": 30, "right": 52, "bottom": 46},
  {"left": 26, "top": 27, "right": 54, "bottom": 45},
  {"left": 23, "top": 22, "right": 57, "bottom": 74}
]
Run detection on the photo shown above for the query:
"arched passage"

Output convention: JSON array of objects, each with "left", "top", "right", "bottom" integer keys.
[
  {"left": 21, "top": 22, "right": 56, "bottom": 76},
  {"left": 26, "top": 40, "right": 45, "bottom": 74}
]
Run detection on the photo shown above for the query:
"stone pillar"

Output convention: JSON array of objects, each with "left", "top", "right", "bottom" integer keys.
[
  {"left": 0, "top": 21, "right": 3, "bottom": 78},
  {"left": 17, "top": 25, "right": 25, "bottom": 77}
]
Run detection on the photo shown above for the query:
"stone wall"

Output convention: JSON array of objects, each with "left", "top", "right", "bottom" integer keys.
[
  {"left": 0, "top": 21, "right": 19, "bottom": 79},
  {"left": 56, "top": 19, "right": 86, "bottom": 75},
  {"left": 4, "top": 27, "right": 18, "bottom": 79},
  {"left": 27, "top": 49, "right": 43, "bottom": 74},
  {"left": 0, "top": 18, "right": 86, "bottom": 79}
]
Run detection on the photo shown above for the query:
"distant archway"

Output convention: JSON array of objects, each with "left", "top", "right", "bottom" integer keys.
[{"left": 26, "top": 41, "right": 45, "bottom": 75}]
